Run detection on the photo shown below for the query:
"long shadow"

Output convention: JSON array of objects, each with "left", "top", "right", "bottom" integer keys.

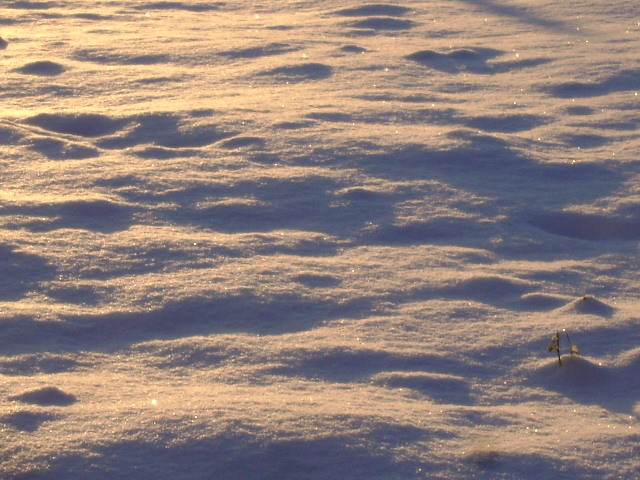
[
  {"left": 121, "top": 127, "right": 624, "bottom": 252},
  {"left": 348, "top": 17, "right": 416, "bottom": 32},
  {"left": 0, "top": 276, "right": 580, "bottom": 357},
  {"left": 12, "top": 418, "right": 613, "bottom": 478},
  {"left": 91, "top": 127, "right": 627, "bottom": 262},
  {"left": 0, "top": 352, "right": 84, "bottom": 376},
  {"left": 22, "top": 111, "right": 234, "bottom": 151},
  {"left": 7, "top": 1, "right": 56, "bottom": 9},
  {"left": 96, "top": 112, "right": 234, "bottom": 149},
  {"left": 177, "top": 175, "right": 390, "bottom": 236},
  {"left": 527, "top": 355, "right": 639, "bottom": 415},
  {"left": 130, "top": 1, "right": 225, "bottom": 12},
  {"left": 530, "top": 210, "right": 640, "bottom": 241},
  {"left": 268, "top": 346, "right": 483, "bottom": 405},
  {"left": 0, "top": 293, "right": 377, "bottom": 355},
  {"left": 313, "top": 133, "right": 625, "bottom": 253},
  {"left": 318, "top": 132, "right": 622, "bottom": 210},
  {"left": 546, "top": 69, "right": 640, "bottom": 98},
  {"left": 333, "top": 5, "right": 412, "bottom": 17},
  {"left": 269, "top": 346, "right": 489, "bottom": 382},
  {"left": 466, "top": 450, "right": 614, "bottom": 478},
  {"left": 456, "top": 0, "right": 567, "bottom": 30},
  {"left": 219, "top": 42, "right": 300, "bottom": 59},
  {"left": 260, "top": 63, "right": 333, "bottom": 83},
  {"left": 73, "top": 49, "right": 171, "bottom": 65},
  {"left": 25, "top": 113, "right": 128, "bottom": 137},
  {"left": 1, "top": 199, "right": 135, "bottom": 233},
  {"left": 27, "top": 137, "right": 100, "bottom": 160},
  {"left": 21, "top": 420, "right": 434, "bottom": 480},
  {"left": 104, "top": 173, "right": 394, "bottom": 243},
  {"left": 406, "top": 48, "right": 549, "bottom": 75}
]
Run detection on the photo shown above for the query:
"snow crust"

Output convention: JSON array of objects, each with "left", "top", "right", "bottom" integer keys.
[{"left": 1, "top": 1, "right": 639, "bottom": 478}]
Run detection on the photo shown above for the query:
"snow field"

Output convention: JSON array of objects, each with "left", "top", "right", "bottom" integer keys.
[{"left": 1, "top": 1, "right": 639, "bottom": 478}]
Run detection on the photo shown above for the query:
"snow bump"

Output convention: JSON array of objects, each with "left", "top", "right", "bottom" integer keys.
[
  {"left": 333, "top": 4, "right": 412, "bottom": 17},
  {"left": 531, "top": 211, "right": 640, "bottom": 241},
  {"left": 9, "top": 386, "right": 77, "bottom": 406},
  {"left": 0, "top": 411, "right": 60, "bottom": 432},
  {"left": 558, "top": 295, "right": 616, "bottom": 317},
  {"left": 24, "top": 113, "right": 128, "bottom": 137},
  {"left": 262, "top": 63, "right": 333, "bottom": 83},
  {"left": 15, "top": 60, "right": 67, "bottom": 76}
]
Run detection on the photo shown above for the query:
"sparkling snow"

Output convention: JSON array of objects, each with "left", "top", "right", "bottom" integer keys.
[{"left": 1, "top": 1, "right": 639, "bottom": 479}]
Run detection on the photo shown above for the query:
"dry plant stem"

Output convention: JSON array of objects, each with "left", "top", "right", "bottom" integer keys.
[
  {"left": 565, "top": 331, "right": 573, "bottom": 355},
  {"left": 556, "top": 330, "right": 562, "bottom": 366}
]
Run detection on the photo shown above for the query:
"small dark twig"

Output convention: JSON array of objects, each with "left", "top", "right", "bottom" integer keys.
[
  {"left": 548, "top": 331, "right": 561, "bottom": 366},
  {"left": 548, "top": 329, "right": 580, "bottom": 365}
]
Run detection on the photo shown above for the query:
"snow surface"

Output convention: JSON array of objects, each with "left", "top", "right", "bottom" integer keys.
[{"left": 1, "top": 1, "right": 639, "bottom": 478}]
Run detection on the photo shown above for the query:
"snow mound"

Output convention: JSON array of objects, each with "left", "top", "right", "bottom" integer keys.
[
  {"left": 333, "top": 4, "right": 412, "bottom": 17},
  {"left": 517, "top": 292, "right": 570, "bottom": 311},
  {"left": 131, "top": 2, "right": 224, "bottom": 12},
  {"left": 15, "top": 60, "right": 67, "bottom": 76},
  {"left": 9, "top": 386, "right": 77, "bottom": 406},
  {"left": 531, "top": 355, "right": 609, "bottom": 388},
  {"left": 349, "top": 17, "right": 415, "bottom": 31},
  {"left": 405, "top": 47, "right": 544, "bottom": 74},
  {"left": 1, "top": 410, "right": 60, "bottom": 432},
  {"left": 531, "top": 210, "right": 640, "bottom": 241},
  {"left": 439, "top": 275, "right": 531, "bottom": 302},
  {"left": 371, "top": 371, "right": 473, "bottom": 403},
  {"left": 24, "top": 113, "right": 128, "bottom": 138},
  {"left": 557, "top": 295, "right": 616, "bottom": 317},
  {"left": 262, "top": 63, "right": 333, "bottom": 83},
  {"left": 528, "top": 353, "right": 638, "bottom": 414}
]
